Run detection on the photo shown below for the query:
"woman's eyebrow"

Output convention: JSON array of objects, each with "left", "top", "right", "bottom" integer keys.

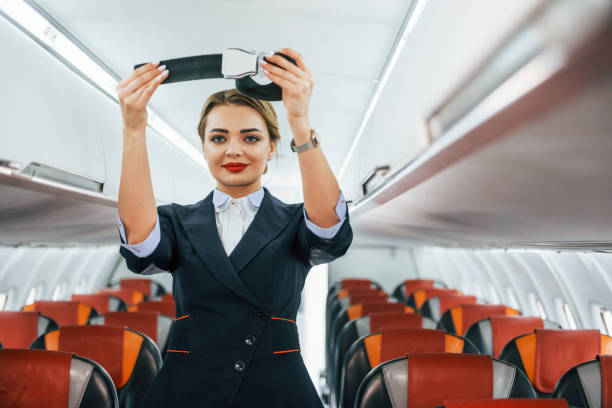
[{"left": 208, "top": 128, "right": 262, "bottom": 133}]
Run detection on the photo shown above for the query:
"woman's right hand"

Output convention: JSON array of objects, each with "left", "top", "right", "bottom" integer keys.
[{"left": 116, "top": 61, "right": 169, "bottom": 131}]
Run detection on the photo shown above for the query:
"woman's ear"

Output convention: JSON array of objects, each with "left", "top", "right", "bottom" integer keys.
[{"left": 268, "top": 140, "right": 276, "bottom": 160}]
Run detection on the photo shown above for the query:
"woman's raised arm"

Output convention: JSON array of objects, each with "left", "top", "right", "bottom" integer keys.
[{"left": 116, "top": 61, "right": 169, "bottom": 244}]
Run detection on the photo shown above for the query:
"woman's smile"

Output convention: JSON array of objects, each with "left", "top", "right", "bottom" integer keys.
[{"left": 223, "top": 162, "right": 249, "bottom": 172}]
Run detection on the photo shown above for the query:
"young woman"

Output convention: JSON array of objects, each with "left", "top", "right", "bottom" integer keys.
[{"left": 115, "top": 48, "right": 352, "bottom": 407}]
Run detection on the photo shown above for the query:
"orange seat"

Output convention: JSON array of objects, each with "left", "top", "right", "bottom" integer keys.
[
  {"left": 0, "top": 349, "right": 117, "bottom": 407},
  {"left": 499, "top": 329, "right": 612, "bottom": 396},
  {"left": 443, "top": 399, "right": 568, "bottom": 407},
  {"left": 0, "top": 311, "right": 58, "bottom": 348},
  {"left": 391, "top": 279, "right": 437, "bottom": 302},
  {"left": 30, "top": 325, "right": 161, "bottom": 407},
  {"left": 553, "top": 354, "right": 612, "bottom": 407},
  {"left": 96, "top": 288, "right": 145, "bottom": 306},
  {"left": 128, "top": 300, "right": 175, "bottom": 318},
  {"left": 119, "top": 278, "right": 167, "bottom": 298},
  {"left": 438, "top": 304, "right": 521, "bottom": 336},
  {"left": 22, "top": 301, "right": 97, "bottom": 326},
  {"left": 420, "top": 294, "right": 478, "bottom": 321},
  {"left": 407, "top": 288, "right": 462, "bottom": 309},
  {"left": 71, "top": 294, "right": 127, "bottom": 314}
]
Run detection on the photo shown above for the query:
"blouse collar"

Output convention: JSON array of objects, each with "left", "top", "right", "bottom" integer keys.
[{"left": 213, "top": 187, "right": 264, "bottom": 215}]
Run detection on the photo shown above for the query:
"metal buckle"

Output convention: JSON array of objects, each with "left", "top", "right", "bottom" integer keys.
[{"left": 221, "top": 48, "right": 258, "bottom": 79}]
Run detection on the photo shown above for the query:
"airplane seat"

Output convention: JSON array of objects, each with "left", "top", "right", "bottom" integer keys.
[
  {"left": 419, "top": 294, "right": 478, "bottom": 321},
  {"left": 22, "top": 301, "right": 98, "bottom": 326},
  {"left": 96, "top": 288, "right": 146, "bottom": 306},
  {"left": 71, "top": 294, "right": 127, "bottom": 314},
  {"left": 498, "top": 329, "right": 612, "bottom": 397},
  {"left": 160, "top": 292, "right": 174, "bottom": 301},
  {"left": 437, "top": 304, "right": 521, "bottom": 336},
  {"left": 553, "top": 354, "right": 612, "bottom": 408},
  {"left": 331, "top": 312, "right": 435, "bottom": 406},
  {"left": 326, "top": 288, "right": 387, "bottom": 336},
  {"left": 406, "top": 288, "right": 462, "bottom": 310},
  {"left": 437, "top": 399, "right": 569, "bottom": 407},
  {"left": 391, "top": 279, "right": 436, "bottom": 302},
  {"left": 327, "top": 279, "right": 384, "bottom": 300},
  {"left": 0, "top": 311, "right": 59, "bottom": 348},
  {"left": 127, "top": 299, "right": 175, "bottom": 318},
  {"left": 328, "top": 302, "right": 414, "bottom": 369},
  {"left": 354, "top": 353, "right": 536, "bottom": 408},
  {"left": 90, "top": 311, "right": 174, "bottom": 357},
  {"left": 338, "top": 328, "right": 481, "bottom": 408},
  {"left": 117, "top": 278, "right": 167, "bottom": 298},
  {"left": 465, "top": 316, "right": 562, "bottom": 357},
  {"left": 30, "top": 325, "right": 162, "bottom": 408},
  {"left": 0, "top": 349, "right": 118, "bottom": 407}
]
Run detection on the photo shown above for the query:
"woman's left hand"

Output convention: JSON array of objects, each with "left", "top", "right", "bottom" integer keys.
[{"left": 260, "top": 48, "right": 314, "bottom": 125}]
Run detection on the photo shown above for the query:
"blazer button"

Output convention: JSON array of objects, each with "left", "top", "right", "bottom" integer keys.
[
  {"left": 255, "top": 311, "right": 264, "bottom": 319},
  {"left": 234, "top": 360, "right": 245, "bottom": 372},
  {"left": 245, "top": 335, "right": 255, "bottom": 346}
]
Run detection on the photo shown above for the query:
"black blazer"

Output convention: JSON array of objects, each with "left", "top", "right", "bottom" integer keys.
[{"left": 118, "top": 186, "right": 353, "bottom": 408}]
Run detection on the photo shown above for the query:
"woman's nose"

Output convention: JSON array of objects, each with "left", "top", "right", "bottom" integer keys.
[{"left": 225, "top": 139, "right": 242, "bottom": 156}]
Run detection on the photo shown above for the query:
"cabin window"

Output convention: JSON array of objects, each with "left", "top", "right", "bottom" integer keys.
[
  {"left": 24, "top": 286, "right": 38, "bottom": 305},
  {"left": 528, "top": 293, "right": 547, "bottom": 319},
  {"left": 51, "top": 282, "right": 66, "bottom": 301},
  {"left": 505, "top": 287, "right": 520, "bottom": 310},
  {"left": 0, "top": 293, "right": 7, "bottom": 311},
  {"left": 601, "top": 307, "right": 612, "bottom": 335},
  {"left": 561, "top": 302, "right": 577, "bottom": 329}
]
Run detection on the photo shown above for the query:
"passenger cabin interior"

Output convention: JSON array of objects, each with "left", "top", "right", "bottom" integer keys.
[{"left": 1, "top": 0, "right": 611, "bottom": 407}]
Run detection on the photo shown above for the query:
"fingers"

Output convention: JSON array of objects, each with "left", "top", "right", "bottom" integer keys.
[
  {"left": 118, "top": 65, "right": 168, "bottom": 104},
  {"left": 116, "top": 61, "right": 158, "bottom": 91},
  {"left": 136, "top": 69, "right": 168, "bottom": 104},
  {"left": 261, "top": 58, "right": 301, "bottom": 85},
  {"left": 277, "top": 48, "right": 310, "bottom": 73},
  {"left": 264, "top": 53, "right": 305, "bottom": 79}
]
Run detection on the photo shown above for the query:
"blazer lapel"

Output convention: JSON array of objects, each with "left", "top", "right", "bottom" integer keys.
[
  {"left": 229, "top": 187, "right": 300, "bottom": 273},
  {"left": 173, "top": 191, "right": 262, "bottom": 307}
]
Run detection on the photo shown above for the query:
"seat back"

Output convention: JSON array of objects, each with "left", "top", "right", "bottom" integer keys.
[
  {"left": 465, "top": 316, "right": 561, "bottom": 357},
  {"left": 354, "top": 353, "right": 536, "bottom": 408},
  {"left": 97, "top": 289, "right": 145, "bottom": 306},
  {"left": 71, "top": 294, "right": 127, "bottom": 314},
  {"left": 391, "top": 279, "right": 436, "bottom": 302},
  {"left": 407, "top": 288, "right": 462, "bottom": 309},
  {"left": 553, "top": 354, "right": 612, "bottom": 407},
  {"left": 339, "top": 329, "right": 480, "bottom": 408},
  {"left": 30, "top": 325, "right": 162, "bottom": 408},
  {"left": 438, "top": 304, "right": 521, "bottom": 336},
  {"left": 442, "top": 399, "right": 568, "bottom": 407},
  {"left": 499, "top": 329, "right": 612, "bottom": 395},
  {"left": 332, "top": 312, "right": 437, "bottom": 407},
  {"left": 327, "top": 288, "right": 387, "bottom": 339},
  {"left": 420, "top": 295, "right": 478, "bottom": 320},
  {"left": 0, "top": 349, "right": 118, "bottom": 407},
  {"left": 119, "top": 278, "right": 167, "bottom": 298},
  {"left": 22, "top": 301, "right": 97, "bottom": 326},
  {"left": 160, "top": 293, "right": 174, "bottom": 302},
  {"left": 128, "top": 300, "right": 175, "bottom": 318},
  {"left": 0, "top": 311, "right": 58, "bottom": 348},
  {"left": 90, "top": 311, "right": 174, "bottom": 357}
]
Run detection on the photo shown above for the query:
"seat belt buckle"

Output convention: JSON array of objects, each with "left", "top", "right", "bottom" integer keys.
[{"left": 222, "top": 48, "right": 260, "bottom": 79}]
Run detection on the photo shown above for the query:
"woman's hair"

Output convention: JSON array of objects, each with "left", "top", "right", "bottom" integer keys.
[{"left": 196, "top": 89, "right": 280, "bottom": 147}]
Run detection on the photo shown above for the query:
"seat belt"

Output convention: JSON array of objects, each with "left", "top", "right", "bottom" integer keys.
[{"left": 134, "top": 48, "right": 296, "bottom": 101}]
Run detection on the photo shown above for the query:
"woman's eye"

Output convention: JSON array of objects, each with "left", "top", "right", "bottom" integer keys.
[
  {"left": 245, "top": 135, "right": 260, "bottom": 142},
  {"left": 211, "top": 136, "right": 225, "bottom": 143}
]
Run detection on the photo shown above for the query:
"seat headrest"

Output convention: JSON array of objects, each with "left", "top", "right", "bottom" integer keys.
[
  {"left": 341, "top": 279, "right": 374, "bottom": 290},
  {"left": 347, "top": 302, "right": 413, "bottom": 321},
  {"left": 71, "top": 294, "right": 123, "bottom": 315},
  {"left": 369, "top": 312, "right": 423, "bottom": 332},
  {"left": 490, "top": 316, "right": 543, "bottom": 357},
  {"left": 337, "top": 288, "right": 385, "bottom": 300},
  {"left": 0, "top": 311, "right": 41, "bottom": 348},
  {"left": 35, "top": 325, "right": 144, "bottom": 390},
  {"left": 103, "top": 311, "right": 160, "bottom": 343},
  {"left": 411, "top": 288, "right": 461, "bottom": 309},
  {"left": 407, "top": 353, "right": 493, "bottom": 407},
  {"left": 97, "top": 289, "right": 145, "bottom": 306},
  {"left": 120, "top": 279, "right": 153, "bottom": 298},
  {"left": 349, "top": 294, "right": 388, "bottom": 306},
  {"left": 23, "top": 301, "right": 93, "bottom": 326},
  {"left": 403, "top": 279, "right": 435, "bottom": 297},
  {"left": 436, "top": 295, "right": 478, "bottom": 315},
  {"left": 451, "top": 304, "right": 520, "bottom": 336},
  {"left": 161, "top": 293, "right": 174, "bottom": 302},
  {"left": 129, "top": 300, "right": 175, "bottom": 318},
  {"left": 443, "top": 399, "right": 568, "bottom": 407}
]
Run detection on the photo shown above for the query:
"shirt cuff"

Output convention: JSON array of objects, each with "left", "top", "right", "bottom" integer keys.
[
  {"left": 117, "top": 211, "right": 161, "bottom": 258},
  {"left": 303, "top": 191, "right": 348, "bottom": 239}
]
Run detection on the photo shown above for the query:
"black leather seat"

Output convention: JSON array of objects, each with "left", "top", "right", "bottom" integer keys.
[
  {"left": 465, "top": 316, "right": 561, "bottom": 357},
  {"left": 0, "top": 311, "right": 58, "bottom": 348},
  {"left": 499, "top": 329, "right": 612, "bottom": 397},
  {"left": 339, "top": 328, "right": 480, "bottom": 408},
  {"left": 354, "top": 352, "right": 536, "bottom": 408},
  {"left": 30, "top": 325, "right": 162, "bottom": 408},
  {"left": 90, "top": 311, "right": 174, "bottom": 357},
  {"left": 437, "top": 304, "right": 521, "bottom": 336},
  {"left": 553, "top": 354, "right": 612, "bottom": 407},
  {"left": 0, "top": 349, "right": 118, "bottom": 407}
]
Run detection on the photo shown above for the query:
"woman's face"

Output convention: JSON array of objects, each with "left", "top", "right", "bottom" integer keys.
[{"left": 202, "top": 104, "right": 275, "bottom": 193}]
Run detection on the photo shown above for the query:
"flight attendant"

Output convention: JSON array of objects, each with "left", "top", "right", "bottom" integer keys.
[{"left": 115, "top": 48, "right": 353, "bottom": 407}]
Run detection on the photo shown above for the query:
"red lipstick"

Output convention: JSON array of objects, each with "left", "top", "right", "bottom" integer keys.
[{"left": 222, "top": 162, "right": 248, "bottom": 172}]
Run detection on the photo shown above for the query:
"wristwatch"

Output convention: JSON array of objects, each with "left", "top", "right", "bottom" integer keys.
[{"left": 290, "top": 128, "right": 320, "bottom": 153}]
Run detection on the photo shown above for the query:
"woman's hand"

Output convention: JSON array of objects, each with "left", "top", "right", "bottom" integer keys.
[
  {"left": 260, "top": 48, "right": 314, "bottom": 126},
  {"left": 116, "top": 62, "right": 169, "bottom": 132}
]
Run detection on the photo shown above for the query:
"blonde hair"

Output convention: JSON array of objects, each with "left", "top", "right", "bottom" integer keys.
[{"left": 196, "top": 89, "right": 280, "bottom": 148}]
